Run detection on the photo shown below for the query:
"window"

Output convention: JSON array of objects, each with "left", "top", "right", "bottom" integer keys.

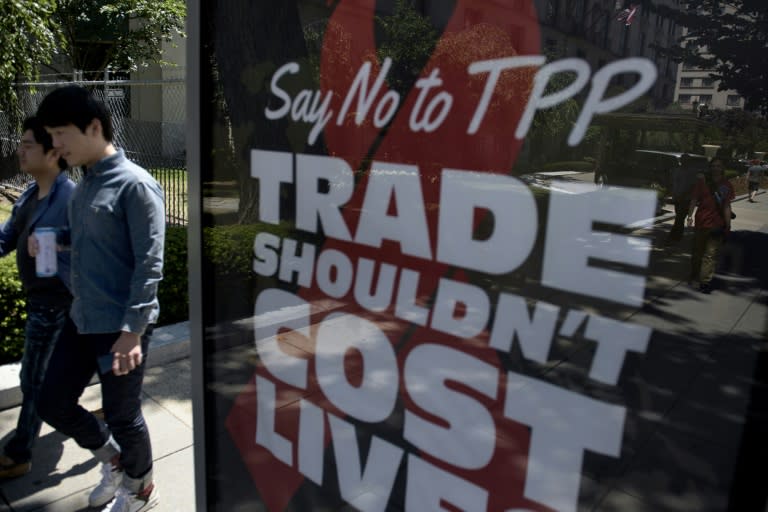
[
  {"left": 701, "top": 78, "right": 715, "bottom": 88},
  {"left": 194, "top": 4, "right": 768, "bottom": 512}
]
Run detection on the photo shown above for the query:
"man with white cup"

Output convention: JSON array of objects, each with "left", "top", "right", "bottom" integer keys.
[{"left": 0, "top": 116, "right": 74, "bottom": 478}]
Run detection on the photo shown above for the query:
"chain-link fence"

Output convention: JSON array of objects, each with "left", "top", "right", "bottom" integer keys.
[{"left": 0, "top": 72, "right": 187, "bottom": 225}]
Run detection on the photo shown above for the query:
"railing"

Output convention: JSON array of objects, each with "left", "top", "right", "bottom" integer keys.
[{"left": 0, "top": 72, "right": 187, "bottom": 226}]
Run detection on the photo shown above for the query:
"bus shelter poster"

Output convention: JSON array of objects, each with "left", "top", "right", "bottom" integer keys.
[{"left": 197, "top": 1, "right": 764, "bottom": 511}]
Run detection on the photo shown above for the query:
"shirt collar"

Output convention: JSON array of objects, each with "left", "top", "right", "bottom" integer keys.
[{"left": 86, "top": 149, "right": 126, "bottom": 176}]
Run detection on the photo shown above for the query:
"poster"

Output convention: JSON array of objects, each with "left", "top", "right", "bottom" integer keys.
[{"left": 193, "top": 1, "right": 768, "bottom": 511}]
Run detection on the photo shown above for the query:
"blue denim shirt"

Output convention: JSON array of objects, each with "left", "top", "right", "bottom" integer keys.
[
  {"left": 68, "top": 150, "right": 165, "bottom": 334},
  {"left": 0, "top": 172, "right": 75, "bottom": 297}
]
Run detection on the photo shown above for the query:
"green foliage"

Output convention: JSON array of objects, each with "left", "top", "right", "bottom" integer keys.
[
  {"left": 0, "top": 257, "right": 27, "bottom": 365},
  {"left": 703, "top": 109, "right": 768, "bottom": 157},
  {"left": 376, "top": 0, "right": 439, "bottom": 95},
  {"left": 0, "top": 0, "right": 62, "bottom": 123},
  {"left": 157, "top": 226, "right": 188, "bottom": 325},
  {"left": 0, "top": 226, "right": 192, "bottom": 364},
  {"left": 0, "top": 223, "right": 297, "bottom": 363},
  {"left": 204, "top": 224, "right": 262, "bottom": 276},
  {"left": 56, "top": 0, "right": 186, "bottom": 75},
  {"left": 653, "top": 0, "right": 768, "bottom": 114}
]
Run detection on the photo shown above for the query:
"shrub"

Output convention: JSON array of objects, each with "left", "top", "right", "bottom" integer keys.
[
  {"left": 0, "top": 256, "right": 27, "bottom": 364},
  {"left": 0, "top": 227, "right": 191, "bottom": 365},
  {"left": 157, "top": 226, "right": 189, "bottom": 325},
  {"left": 200, "top": 222, "right": 296, "bottom": 321},
  {"left": 0, "top": 222, "right": 296, "bottom": 363}
]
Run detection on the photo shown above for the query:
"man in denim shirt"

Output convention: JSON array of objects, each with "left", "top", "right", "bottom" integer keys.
[
  {"left": 0, "top": 117, "right": 73, "bottom": 479},
  {"left": 36, "top": 86, "right": 164, "bottom": 512}
]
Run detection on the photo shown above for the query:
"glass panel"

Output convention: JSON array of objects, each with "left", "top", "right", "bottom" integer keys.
[{"left": 195, "top": 2, "right": 768, "bottom": 511}]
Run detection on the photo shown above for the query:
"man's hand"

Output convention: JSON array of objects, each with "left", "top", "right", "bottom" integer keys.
[
  {"left": 110, "top": 331, "right": 143, "bottom": 376},
  {"left": 27, "top": 234, "right": 39, "bottom": 257}
]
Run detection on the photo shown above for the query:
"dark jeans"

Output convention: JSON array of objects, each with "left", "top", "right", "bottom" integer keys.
[
  {"left": 38, "top": 318, "right": 153, "bottom": 480},
  {"left": 4, "top": 300, "right": 68, "bottom": 463},
  {"left": 668, "top": 197, "right": 689, "bottom": 242}
]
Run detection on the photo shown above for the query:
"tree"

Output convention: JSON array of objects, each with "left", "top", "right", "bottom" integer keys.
[
  {"left": 653, "top": 0, "right": 768, "bottom": 114},
  {"left": 0, "top": 0, "right": 61, "bottom": 122},
  {"left": 55, "top": 0, "right": 186, "bottom": 76},
  {"left": 703, "top": 108, "right": 768, "bottom": 157},
  {"left": 1, "top": 0, "right": 185, "bottom": 121}
]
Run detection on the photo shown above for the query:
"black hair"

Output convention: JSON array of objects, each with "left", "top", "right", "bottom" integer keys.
[
  {"left": 22, "top": 116, "right": 68, "bottom": 171},
  {"left": 36, "top": 85, "right": 114, "bottom": 142}
]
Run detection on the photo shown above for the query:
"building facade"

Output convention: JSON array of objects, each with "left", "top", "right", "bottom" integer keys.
[{"left": 532, "top": 0, "right": 683, "bottom": 107}]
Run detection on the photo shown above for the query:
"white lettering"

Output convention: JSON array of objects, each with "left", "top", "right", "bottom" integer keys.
[
  {"left": 410, "top": 69, "right": 453, "bottom": 132},
  {"left": 584, "top": 315, "right": 651, "bottom": 385},
  {"left": 542, "top": 187, "right": 655, "bottom": 306},
  {"left": 404, "top": 343, "right": 498, "bottom": 469},
  {"left": 296, "top": 154, "right": 353, "bottom": 240},
  {"left": 569, "top": 58, "right": 657, "bottom": 145},
  {"left": 437, "top": 169, "right": 537, "bottom": 274},
  {"left": 315, "top": 313, "right": 398, "bottom": 422},
  {"left": 489, "top": 294, "right": 559, "bottom": 363},
  {"left": 467, "top": 56, "right": 546, "bottom": 135},
  {"left": 431, "top": 278, "right": 490, "bottom": 339},
  {"left": 315, "top": 249, "right": 354, "bottom": 298},
  {"left": 329, "top": 414, "right": 403, "bottom": 512},
  {"left": 251, "top": 150, "right": 293, "bottom": 224},
  {"left": 405, "top": 455, "right": 488, "bottom": 512},
  {"left": 264, "top": 62, "right": 300, "bottom": 120},
  {"left": 355, "top": 163, "right": 432, "bottom": 259},
  {"left": 337, "top": 58, "right": 395, "bottom": 126},
  {"left": 515, "top": 58, "right": 591, "bottom": 140},
  {"left": 253, "top": 232, "right": 281, "bottom": 277},
  {"left": 504, "top": 372, "right": 625, "bottom": 512}
]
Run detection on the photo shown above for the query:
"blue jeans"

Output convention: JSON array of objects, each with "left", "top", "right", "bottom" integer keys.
[
  {"left": 38, "top": 318, "right": 153, "bottom": 482},
  {"left": 4, "top": 300, "right": 68, "bottom": 463}
]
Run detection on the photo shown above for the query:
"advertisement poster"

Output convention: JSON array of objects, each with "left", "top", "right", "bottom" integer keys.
[{"left": 193, "top": 1, "right": 768, "bottom": 511}]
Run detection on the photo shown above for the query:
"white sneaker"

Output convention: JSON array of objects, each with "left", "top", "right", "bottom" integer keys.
[
  {"left": 103, "top": 485, "right": 159, "bottom": 512},
  {"left": 89, "top": 462, "right": 123, "bottom": 507}
]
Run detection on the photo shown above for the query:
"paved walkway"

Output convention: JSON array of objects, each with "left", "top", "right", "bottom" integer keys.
[
  {"left": 0, "top": 324, "right": 193, "bottom": 512},
  {"left": 0, "top": 190, "right": 765, "bottom": 511}
]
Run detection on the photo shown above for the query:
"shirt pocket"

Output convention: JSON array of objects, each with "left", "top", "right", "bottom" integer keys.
[{"left": 84, "top": 192, "right": 123, "bottom": 237}]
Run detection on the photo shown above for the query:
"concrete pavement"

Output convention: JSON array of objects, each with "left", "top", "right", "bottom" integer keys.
[
  {"left": 0, "top": 189, "right": 765, "bottom": 511},
  {"left": 0, "top": 323, "right": 193, "bottom": 512}
]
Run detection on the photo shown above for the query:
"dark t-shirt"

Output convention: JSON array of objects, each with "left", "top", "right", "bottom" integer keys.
[{"left": 13, "top": 194, "right": 71, "bottom": 307}]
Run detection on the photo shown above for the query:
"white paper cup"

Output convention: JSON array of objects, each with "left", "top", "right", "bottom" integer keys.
[{"left": 34, "top": 227, "right": 58, "bottom": 277}]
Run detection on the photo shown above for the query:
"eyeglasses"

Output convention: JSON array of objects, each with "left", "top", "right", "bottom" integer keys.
[{"left": 18, "top": 139, "right": 42, "bottom": 150}]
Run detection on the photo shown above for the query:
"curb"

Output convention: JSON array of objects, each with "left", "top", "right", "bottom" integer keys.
[{"left": 0, "top": 321, "right": 190, "bottom": 411}]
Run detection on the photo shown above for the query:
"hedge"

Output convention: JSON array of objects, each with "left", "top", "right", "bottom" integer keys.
[
  {"left": 0, "top": 226, "right": 190, "bottom": 365},
  {"left": 0, "top": 223, "right": 293, "bottom": 365},
  {"left": 0, "top": 257, "right": 27, "bottom": 363}
]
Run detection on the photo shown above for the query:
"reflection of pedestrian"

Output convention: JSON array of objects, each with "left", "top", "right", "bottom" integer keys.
[
  {"left": 35, "top": 86, "right": 165, "bottom": 511},
  {"left": 0, "top": 117, "right": 73, "bottom": 479},
  {"left": 746, "top": 160, "right": 765, "bottom": 202},
  {"left": 666, "top": 154, "right": 701, "bottom": 245},
  {"left": 687, "top": 157, "right": 734, "bottom": 293}
]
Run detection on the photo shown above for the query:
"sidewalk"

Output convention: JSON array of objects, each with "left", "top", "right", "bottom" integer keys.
[
  {"left": 0, "top": 191, "right": 765, "bottom": 512},
  {"left": 0, "top": 324, "right": 193, "bottom": 512}
]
